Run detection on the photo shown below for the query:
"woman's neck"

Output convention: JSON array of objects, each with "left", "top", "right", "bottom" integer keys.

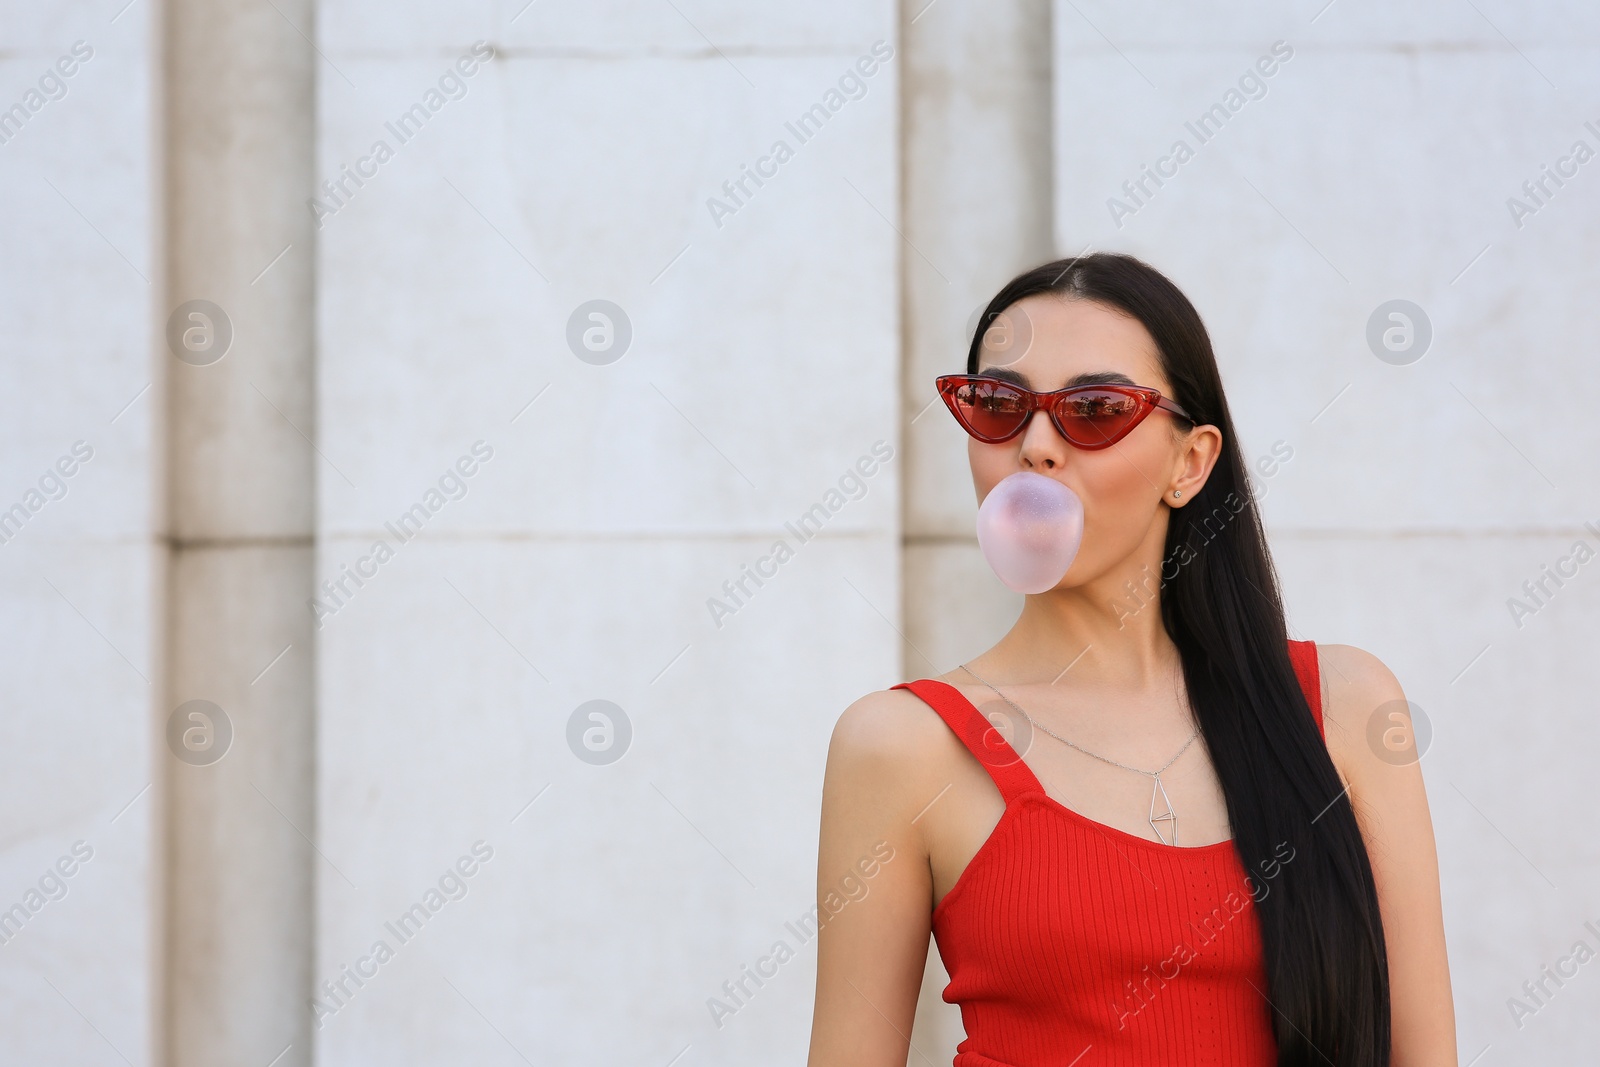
[{"left": 982, "top": 579, "right": 1183, "bottom": 692}]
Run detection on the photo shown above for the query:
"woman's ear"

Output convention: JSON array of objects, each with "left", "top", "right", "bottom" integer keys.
[{"left": 1167, "top": 424, "right": 1224, "bottom": 506}]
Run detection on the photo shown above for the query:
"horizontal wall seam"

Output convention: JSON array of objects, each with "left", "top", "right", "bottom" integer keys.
[
  {"left": 903, "top": 526, "right": 1600, "bottom": 544},
  {"left": 317, "top": 529, "right": 893, "bottom": 543},
  {"left": 168, "top": 536, "right": 315, "bottom": 550},
  {"left": 325, "top": 45, "right": 884, "bottom": 61}
]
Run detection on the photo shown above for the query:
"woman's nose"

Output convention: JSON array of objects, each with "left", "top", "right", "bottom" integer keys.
[{"left": 1017, "top": 411, "right": 1068, "bottom": 468}]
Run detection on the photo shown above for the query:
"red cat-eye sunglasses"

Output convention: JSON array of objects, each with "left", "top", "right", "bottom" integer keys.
[{"left": 936, "top": 374, "right": 1193, "bottom": 450}]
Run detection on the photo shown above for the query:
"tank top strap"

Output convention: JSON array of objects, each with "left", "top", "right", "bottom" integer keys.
[
  {"left": 890, "top": 679, "right": 1045, "bottom": 805},
  {"left": 1287, "top": 638, "right": 1325, "bottom": 739}
]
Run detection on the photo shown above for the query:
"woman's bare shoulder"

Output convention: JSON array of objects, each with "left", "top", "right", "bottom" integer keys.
[
  {"left": 1312, "top": 643, "right": 1406, "bottom": 747},
  {"left": 823, "top": 684, "right": 966, "bottom": 818},
  {"left": 1308, "top": 643, "right": 1424, "bottom": 827},
  {"left": 828, "top": 685, "right": 957, "bottom": 765}
]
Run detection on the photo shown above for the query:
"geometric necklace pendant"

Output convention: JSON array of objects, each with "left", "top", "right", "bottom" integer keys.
[
  {"left": 955, "top": 661, "right": 1203, "bottom": 849},
  {"left": 1148, "top": 775, "right": 1178, "bottom": 846}
]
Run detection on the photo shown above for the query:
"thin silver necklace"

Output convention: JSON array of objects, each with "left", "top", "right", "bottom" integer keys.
[{"left": 959, "top": 662, "right": 1199, "bottom": 846}]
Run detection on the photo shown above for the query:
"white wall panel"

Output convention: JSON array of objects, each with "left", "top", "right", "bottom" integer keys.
[
  {"left": 1055, "top": 1, "right": 1600, "bottom": 1058},
  {"left": 0, "top": 4, "right": 160, "bottom": 1065},
  {"left": 314, "top": 5, "right": 900, "bottom": 1062}
]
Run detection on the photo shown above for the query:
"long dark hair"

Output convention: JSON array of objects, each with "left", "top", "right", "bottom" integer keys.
[{"left": 967, "top": 253, "right": 1390, "bottom": 1065}]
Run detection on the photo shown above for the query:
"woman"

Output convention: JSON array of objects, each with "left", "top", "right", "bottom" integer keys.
[{"left": 805, "top": 254, "right": 1455, "bottom": 1065}]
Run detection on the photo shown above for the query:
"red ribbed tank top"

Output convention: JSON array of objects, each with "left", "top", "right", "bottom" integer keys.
[{"left": 890, "top": 639, "right": 1324, "bottom": 1066}]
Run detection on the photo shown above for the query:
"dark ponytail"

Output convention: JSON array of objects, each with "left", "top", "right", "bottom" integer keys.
[{"left": 967, "top": 253, "right": 1390, "bottom": 1065}]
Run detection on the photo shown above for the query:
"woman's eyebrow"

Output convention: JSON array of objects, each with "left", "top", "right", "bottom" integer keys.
[
  {"left": 975, "top": 367, "right": 1030, "bottom": 386},
  {"left": 1064, "top": 371, "right": 1138, "bottom": 387},
  {"left": 975, "top": 368, "right": 1139, "bottom": 388}
]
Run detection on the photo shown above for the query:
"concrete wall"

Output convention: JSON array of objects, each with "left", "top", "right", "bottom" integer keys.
[
  {"left": 1, "top": 0, "right": 1596, "bottom": 1063},
  {"left": 0, "top": 3, "right": 162, "bottom": 1065},
  {"left": 163, "top": 0, "right": 317, "bottom": 1062},
  {"left": 309, "top": 3, "right": 900, "bottom": 1064},
  {"left": 1053, "top": 0, "right": 1600, "bottom": 1058},
  {"left": 900, "top": 0, "right": 1054, "bottom": 1061}
]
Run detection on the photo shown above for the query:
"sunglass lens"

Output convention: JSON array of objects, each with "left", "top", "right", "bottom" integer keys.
[
  {"left": 950, "top": 380, "right": 1027, "bottom": 440},
  {"left": 1054, "top": 389, "right": 1146, "bottom": 446}
]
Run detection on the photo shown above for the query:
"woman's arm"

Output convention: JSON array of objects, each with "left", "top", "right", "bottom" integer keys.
[
  {"left": 1318, "top": 643, "right": 1458, "bottom": 1067},
  {"left": 805, "top": 690, "right": 943, "bottom": 1067}
]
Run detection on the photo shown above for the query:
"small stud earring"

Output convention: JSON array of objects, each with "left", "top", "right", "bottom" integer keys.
[{"left": 1172, "top": 490, "right": 1182, "bottom": 499}]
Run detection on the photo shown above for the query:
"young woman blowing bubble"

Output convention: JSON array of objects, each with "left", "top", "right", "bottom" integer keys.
[{"left": 806, "top": 254, "right": 1454, "bottom": 1065}]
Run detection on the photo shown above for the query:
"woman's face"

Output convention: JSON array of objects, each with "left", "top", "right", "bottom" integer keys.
[{"left": 968, "top": 293, "right": 1219, "bottom": 591}]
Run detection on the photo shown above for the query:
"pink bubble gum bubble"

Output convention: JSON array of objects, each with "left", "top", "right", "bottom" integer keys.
[{"left": 976, "top": 472, "right": 1085, "bottom": 594}]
